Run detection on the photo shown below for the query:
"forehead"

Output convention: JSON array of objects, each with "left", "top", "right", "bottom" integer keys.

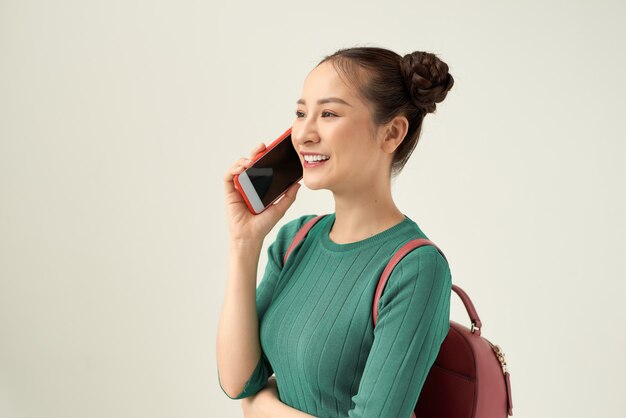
[{"left": 300, "top": 61, "right": 358, "bottom": 101}]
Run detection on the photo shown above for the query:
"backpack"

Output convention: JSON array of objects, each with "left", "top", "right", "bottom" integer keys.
[{"left": 283, "top": 214, "right": 514, "bottom": 418}]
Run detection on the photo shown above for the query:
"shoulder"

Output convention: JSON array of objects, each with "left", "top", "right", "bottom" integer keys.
[
  {"left": 380, "top": 244, "right": 451, "bottom": 305},
  {"left": 395, "top": 244, "right": 451, "bottom": 282},
  {"left": 392, "top": 216, "right": 449, "bottom": 277},
  {"left": 266, "top": 214, "right": 319, "bottom": 269},
  {"left": 275, "top": 214, "right": 320, "bottom": 241},
  {"left": 399, "top": 243, "right": 449, "bottom": 267}
]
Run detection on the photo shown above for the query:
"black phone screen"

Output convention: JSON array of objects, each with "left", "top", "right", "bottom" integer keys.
[{"left": 246, "top": 135, "right": 303, "bottom": 206}]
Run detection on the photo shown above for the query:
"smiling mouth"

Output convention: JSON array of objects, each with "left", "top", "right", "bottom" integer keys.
[{"left": 303, "top": 154, "right": 330, "bottom": 163}]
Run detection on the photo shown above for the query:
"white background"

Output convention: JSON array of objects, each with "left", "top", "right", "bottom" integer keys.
[{"left": 1, "top": 1, "right": 625, "bottom": 417}]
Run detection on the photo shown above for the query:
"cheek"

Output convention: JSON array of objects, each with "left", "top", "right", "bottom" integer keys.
[
  {"left": 353, "top": 143, "right": 386, "bottom": 174},
  {"left": 347, "top": 133, "right": 378, "bottom": 156}
]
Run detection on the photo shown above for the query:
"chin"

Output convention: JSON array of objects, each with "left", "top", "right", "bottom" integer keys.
[{"left": 302, "top": 175, "right": 328, "bottom": 191}]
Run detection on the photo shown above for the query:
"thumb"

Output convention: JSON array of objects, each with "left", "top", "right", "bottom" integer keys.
[{"left": 270, "top": 182, "right": 301, "bottom": 216}]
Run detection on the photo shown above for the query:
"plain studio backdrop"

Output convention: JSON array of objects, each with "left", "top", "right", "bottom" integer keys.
[{"left": 1, "top": 0, "right": 625, "bottom": 417}]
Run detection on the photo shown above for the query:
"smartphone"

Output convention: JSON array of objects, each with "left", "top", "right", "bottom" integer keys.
[{"left": 233, "top": 128, "right": 303, "bottom": 215}]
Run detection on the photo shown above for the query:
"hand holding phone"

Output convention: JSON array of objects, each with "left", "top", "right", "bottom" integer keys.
[
  {"left": 233, "top": 128, "right": 303, "bottom": 215},
  {"left": 224, "top": 128, "right": 302, "bottom": 242}
]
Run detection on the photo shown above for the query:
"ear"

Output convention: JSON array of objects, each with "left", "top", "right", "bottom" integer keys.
[{"left": 380, "top": 115, "right": 409, "bottom": 154}]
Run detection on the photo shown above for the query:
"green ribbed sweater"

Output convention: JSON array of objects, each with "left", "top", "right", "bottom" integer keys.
[{"left": 219, "top": 213, "right": 451, "bottom": 418}]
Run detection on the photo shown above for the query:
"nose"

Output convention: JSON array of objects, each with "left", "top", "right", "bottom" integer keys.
[{"left": 293, "top": 117, "right": 320, "bottom": 146}]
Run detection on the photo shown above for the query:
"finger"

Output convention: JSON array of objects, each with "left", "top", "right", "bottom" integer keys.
[
  {"left": 224, "top": 157, "right": 253, "bottom": 183},
  {"left": 269, "top": 182, "right": 301, "bottom": 216},
  {"left": 250, "top": 142, "right": 266, "bottom": 159}
]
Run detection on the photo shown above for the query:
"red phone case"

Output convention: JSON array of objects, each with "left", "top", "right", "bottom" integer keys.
[{"left": 233, "top": 127, "right": 301, "bottom": 215}]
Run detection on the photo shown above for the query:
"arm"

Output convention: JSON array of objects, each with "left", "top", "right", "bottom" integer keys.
[
  {"left": 241, "top": 377, "right": 318, "bottom": 418},
  {"left": 347, "top": 247, "right": 452, "bottom": 418},
  {"left": 216, "top": 238, "right": 265, "bottom": 398},
  {"left": 217, "top": 144, "right": 301, "bottom": 398},
  {"left": 218, "top": 215, "right": 314, "bottom": 399}
]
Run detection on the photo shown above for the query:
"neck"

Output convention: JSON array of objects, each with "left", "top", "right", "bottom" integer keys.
[{"left": 329, "top": 180, "right": 405, "bottom": 244}]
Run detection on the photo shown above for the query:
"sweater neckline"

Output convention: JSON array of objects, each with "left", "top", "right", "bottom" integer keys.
[{"left": 319, "top": 213, "right": 414, "bottom": 253}]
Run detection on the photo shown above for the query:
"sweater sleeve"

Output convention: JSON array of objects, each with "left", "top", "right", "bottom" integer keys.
[
  {"left": 347, "top": 247, "right": 452, "bottom": 418},
  {"left": 218, "top": 214, "right": 318, "bottom": 400}
]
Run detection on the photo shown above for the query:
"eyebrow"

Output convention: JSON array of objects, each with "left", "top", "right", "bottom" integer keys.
[{"left": 296, "top": 97, "right": 353, "bottom": 107}]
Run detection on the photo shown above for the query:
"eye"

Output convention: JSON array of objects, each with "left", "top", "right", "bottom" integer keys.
[
  {"left": 295, "top": 110, "right": 306, "bottom": 118},
  {"left": 321, "top": 111, "right": 337, "bottom": 118}
]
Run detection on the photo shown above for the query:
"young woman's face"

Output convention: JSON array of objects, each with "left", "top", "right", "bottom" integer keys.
[{"left": 291, "top": 61, "right": 391, "bottom": 193}]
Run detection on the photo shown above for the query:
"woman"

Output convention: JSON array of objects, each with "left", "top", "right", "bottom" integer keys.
[{"left": 217, "top": 46, "right": 455, "bottom": 418}]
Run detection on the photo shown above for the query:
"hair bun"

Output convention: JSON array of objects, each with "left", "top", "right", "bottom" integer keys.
[{"left": 400, "top": 51, "right": 454, "bottom": 113}]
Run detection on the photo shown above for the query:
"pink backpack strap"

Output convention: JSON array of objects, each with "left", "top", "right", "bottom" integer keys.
[
  {"left": 283, "top": 215, "right": 326, "bottom": 265},
  {"left": 372, "top": 239, "right": 447, "bottom": 327}
]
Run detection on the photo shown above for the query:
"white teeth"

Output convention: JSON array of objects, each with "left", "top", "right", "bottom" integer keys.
[{"left": 303, "top": 154, "right": 330, "bottom": 162}]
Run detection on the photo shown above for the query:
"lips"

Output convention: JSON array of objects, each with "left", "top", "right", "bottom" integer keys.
[
  {"left": 301, "top": 153, "right": 330, "bottom": 168},
  {"left": 303, "top": 154, "right": 329, "bottom": 163}
]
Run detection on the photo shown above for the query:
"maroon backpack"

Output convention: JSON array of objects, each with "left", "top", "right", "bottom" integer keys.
[{"left": 283, "top": 215, "right": 513, "bottom": 418}]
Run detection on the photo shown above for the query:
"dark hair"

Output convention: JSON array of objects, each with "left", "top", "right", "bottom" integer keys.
[{"left": 318, "top": 47, "right": 454, "bottom": 175}]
